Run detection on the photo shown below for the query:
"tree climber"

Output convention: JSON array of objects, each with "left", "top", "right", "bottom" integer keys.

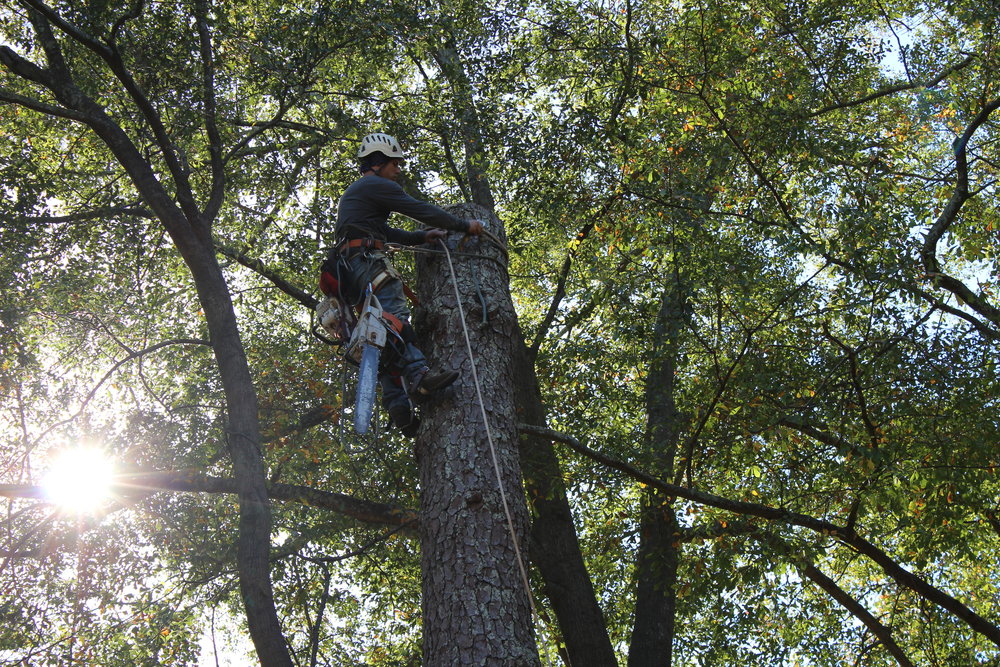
[{"left": 331, "top": 132, "right": 483, "bottom": 436}]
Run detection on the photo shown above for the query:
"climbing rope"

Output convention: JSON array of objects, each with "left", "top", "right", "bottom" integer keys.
[
  {"left": 438, "top": 238, "right": 540, "bottom": 632},
  {"left": 384, "top": 242, "right": 507, "bottom": 272}
]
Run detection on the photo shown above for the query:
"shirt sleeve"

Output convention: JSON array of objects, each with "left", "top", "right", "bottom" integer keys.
[
  {"left": 384, "top": 226, "right": 428, "bottom": 246},
  {"left": 377, "top": 180, "right": 471, "bottom": 234}
]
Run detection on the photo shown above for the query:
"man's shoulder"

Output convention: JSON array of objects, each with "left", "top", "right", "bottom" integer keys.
[{"left": 346, "top": 174, "right": 403, "bottom": 195}]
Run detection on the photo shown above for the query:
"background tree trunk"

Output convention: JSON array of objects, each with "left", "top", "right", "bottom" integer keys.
[
  {"left": 628, "top": 278, "right": 688, "bottom": 667},
  {"left": 512, "top": 333, "right": 619, "bottom": 666},
  {"left": 0, "top": 8, "right": 292, "bottom": 661},
  {"left": 413, "top": 203, "right": 539, "bottom": 665},
  {"left": 188, "top": 248, "right": 291, "bottom": 667}
]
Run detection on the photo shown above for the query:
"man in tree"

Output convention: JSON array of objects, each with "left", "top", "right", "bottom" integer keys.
[{"left": 331, "top": 132, "right": 483, "bottom": 435}]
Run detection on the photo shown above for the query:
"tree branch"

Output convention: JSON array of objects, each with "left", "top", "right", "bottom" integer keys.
[
  {"left": 681, "top": 520, "right": 915, "bottom": 666},
  {"left": 823, "top": 253, "right": 1000, "bottom": 340},
  {"left": 519, "top": 423, "right": 1000, "bottom": 647},
  {"left": 748, "top": 531, "right": 914, "bottom": 667},
  {"left": 194, "top": 0, "right": 225, "bottom": 220},
  {"left": 29, "top": 339, "right": 212, "bottom": 453},
  {"left": 433, "top": 41, "right": 495, "bottom": 211},
  {"left": 0, "top": 470, "right": 416, "bottom": 530},
  {"left": 121, "top": 471, "right": 416, "bottom": 528},
  {"left": 919, "top": 97, "right": 1000, "bottom": 328},
  {"left": 1, "top": 205, "right": 153, "bottom": 225},
  {"left": 0, "top": 84, "right": 89, "bottom": 122},
  {"left": 221, "top": 99, "right": 294, "bottom": 168},
  {"left": 809, "top": 55, "right": 974, "bottom": 117},
  {"left": 528, "top": 221, "right": 595, "bottom": 358},
  {"left": 214, "top": 242, "right": 318, "bottom": 309},
  {"left": 801, "top": 562, "right": 913, "bottom": 667},
  {"left": 680, "top": 262, "right": 826, "bottom": 484},
  {"left": 18, "top": 0, "right": 111, "bottom": 58},
  {"left": 21, "top": 0, "right": 203, "bottom": 224}
]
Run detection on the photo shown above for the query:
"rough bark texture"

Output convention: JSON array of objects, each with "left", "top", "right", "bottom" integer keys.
[
  {"left": 429, "top": 45, "right": 617, "bottom": 663},
  {"left": 413, "top": 203, "right": 539, "bottom": 665}
]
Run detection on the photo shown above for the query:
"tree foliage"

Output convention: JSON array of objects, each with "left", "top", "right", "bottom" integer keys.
[{"left": 2, "top": 0, "right": 999, "bottom": 664}]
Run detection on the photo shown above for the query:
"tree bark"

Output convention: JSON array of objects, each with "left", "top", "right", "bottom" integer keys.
[
  {"left": 414, "top": 203, "right": 539, "bottom": 665},
  {"left": 429, "top": 43, "right": 616, "bottom": 663}
]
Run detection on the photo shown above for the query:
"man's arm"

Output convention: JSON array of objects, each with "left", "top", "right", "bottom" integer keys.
[{"left": 378, "top": 180, "right": 472, "bottom": 233}]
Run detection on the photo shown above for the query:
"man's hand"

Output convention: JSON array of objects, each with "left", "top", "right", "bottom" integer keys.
[
  {"left": 425, "top": 228, "right": 448, "bottom": 243},
  {"left": 466, "top": 220, "right": 484, "bottom": 235}
]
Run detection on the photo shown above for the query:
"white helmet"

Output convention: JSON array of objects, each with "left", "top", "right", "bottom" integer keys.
[{"left": 357, "top": 133, "right": 405, "bottom": 159}]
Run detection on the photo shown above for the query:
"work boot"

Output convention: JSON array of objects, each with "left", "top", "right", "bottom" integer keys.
[
  {"left": 411, "top": 368, "right": 459, "bottom": 400},
  {"left": 388, "top": 401, "right": 421, "bottom": 437}
]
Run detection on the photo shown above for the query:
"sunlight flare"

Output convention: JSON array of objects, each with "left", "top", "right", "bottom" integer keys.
[{"left": 41, "top": 447, "right": 116, "bottom": 512}]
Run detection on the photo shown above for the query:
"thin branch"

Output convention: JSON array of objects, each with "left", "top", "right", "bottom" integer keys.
[
  {"left": 18, "top": 0, "right": 111, "bottom": 58},
  {"left": 779, "top": 417, "right": 863, "bottom": 456},
  {"left": 28, "top": 339, "right": 211, "bottom": 452},
  {"left": 820, "top": 324, "right": 881, "bottom": 449},
  {"left": 683, "top": 520, "right": 914, "bottom": 666},
  {"left": 809, "top": 55, "right": 975, "bottom": 117},
  {"left": 109, "top": 0, "right": 145, "bottom": 44},
  {"left": 680, "top": 261, "right": 827, "bottom": 484},
  {"left": 529, "top": 221, "right": 595, "bottom": 358},
  {"left": 1, "top": 205, "right": 152, "bottom": 225},
  {"left": 919, "top": 96, "right": 1000, "bottom": 328},
  {"left": 823, "top": 254, "right": 999, "bottom": 340},
  {"left": 214, "top": 242, "right": 318, "bottom": 309},
  {"left": 0, "top": 84, "right": 89, "bottom": 122},
  {"left": 294, "top": 522, "right": 415, "bottom": 564},
  {"left": 221, "top": 99, "right": 294, "bottom": 167},
  {"left": 801, "top": 562, "right": 913, "bottom": 667},
  {"left": 195, "top": 0, "right": 225, "bottom": 221},
  {"left": 21, "top": 0, "right": 202, "bottom": 222},
  {"left": 749, "top": 531, "right": 915, "bottom": 667}
]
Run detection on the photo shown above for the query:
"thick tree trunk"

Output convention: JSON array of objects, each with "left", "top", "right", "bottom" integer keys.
[
  {"left": 431, "top": 45, "right": 616, "bottom": 664},
  {"left": 414, "top": 203, "right": 539, "bottom": 665},
  {"left": 628, "top": 281, "right": 687, "bottom": 667}
]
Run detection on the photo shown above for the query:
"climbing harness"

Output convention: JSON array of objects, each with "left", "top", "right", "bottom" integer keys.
[
  {"left": 316, "top": 246, "right": 409, "bottom": 436},
  {"left": 313, "top": 232, "right": 499, "bottom": 436}
]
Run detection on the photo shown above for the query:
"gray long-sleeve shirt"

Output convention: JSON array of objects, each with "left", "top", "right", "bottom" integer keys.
[{"left": 335, "top": 174, "right": 470, "bottom": 244}]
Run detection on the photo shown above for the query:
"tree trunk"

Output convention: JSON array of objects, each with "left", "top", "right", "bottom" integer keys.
[
  {"left": 431, "top": 44, "right": 616, "bottom": 664},
  {"left": 629, "top": 495, "right": 679, "bottom": 667},
  {"left": 414, "top": 203, "right": 539, "bottom": 665},
  {"left": 628, "top": 280, "right": 687, "bottom": 667},
  {"left": 512, "top": 332, "right": 619, "bottom": 666},
  {"left": 187, "top": 245, "right": 292, "bottom": 666}
]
